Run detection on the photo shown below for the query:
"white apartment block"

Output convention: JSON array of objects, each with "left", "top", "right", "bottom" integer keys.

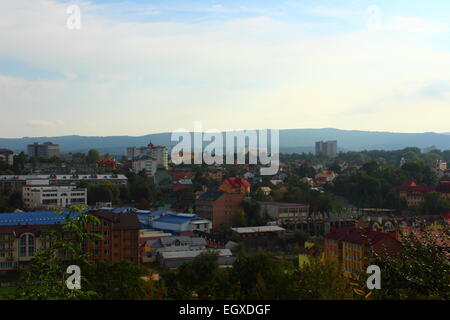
[
  {"left": 132, "top": 158, "right": 158, "bottom": 177},
  {"left": 22, "top": 180, "right": 87, "bottom": 209},
  {"left": 126, "top": 142, "right": 168, "bottom": 169}
]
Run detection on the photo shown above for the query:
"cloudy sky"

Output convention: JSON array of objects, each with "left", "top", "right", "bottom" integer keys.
[{"left": 0, "top": 0, "right": 450, "bottom": 138}]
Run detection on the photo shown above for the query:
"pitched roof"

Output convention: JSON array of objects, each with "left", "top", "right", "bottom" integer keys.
[
  {"left": 223, "top": 177, "right": 250, "bottom": 188},
  {"left": 325, "top": 226, "right": 396, "bottom": 247}
]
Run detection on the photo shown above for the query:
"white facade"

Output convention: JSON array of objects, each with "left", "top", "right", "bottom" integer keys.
[
  {"left": 127, "top": 143, "right": 168, "bottom": 169},
  {"left": 151, "top": 146, "right": 169, "bottom": 169},
  {"left": 22, "top": 180, "right": 87, "bottom": 209},
  {"left": 132, "top": 159, "right": 158, "bottom": 177}
]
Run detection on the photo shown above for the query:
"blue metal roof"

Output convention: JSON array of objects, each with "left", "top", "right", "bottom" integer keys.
[
  {"left": 112, "top": 206, "right": 135, "bottom": 214},
  {"left": 0, "top": 211, "right": 82, "bottom": 226},
  {"left": 153, "top": 215, "right": 195, "bottom": 225}
]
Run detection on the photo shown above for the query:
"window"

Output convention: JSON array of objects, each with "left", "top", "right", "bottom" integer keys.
[{"left": 19, "top": 233, "right": 35, "bottom": 257}]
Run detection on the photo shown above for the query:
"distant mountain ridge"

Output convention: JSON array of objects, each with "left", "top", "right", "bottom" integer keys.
[{"left": 1, "top": 128, "right": 449, "bottom": 156}]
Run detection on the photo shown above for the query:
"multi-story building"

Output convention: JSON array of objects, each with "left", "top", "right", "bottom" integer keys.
[
  {"left": 27, "top": 142, "right": 60, "bottom": 158},
  {"left": 132, "top": 156, "right": 158, "bottom": 177},
  {"left": 324, "top": 226, "right": 402, "bottom": 277},
  {"left": 393, "top": 180, "right": 436, "bottom": 207},
  {"left": 315, "top": 140, "right": 337, "bottom": 157},
  {"left": 85, "top": 211, "right": 141, "bottom": 265},
  {"left": 0, "top": 174, "right": 127, "bottom": 197},
  {"left": 22, "top": 180, "right": 87, "bottom": 209},
  {"left": 195, "top": 191, "right": 244, "bottom": 228},
  {"left": 127, "top": 142, "right": 168, "bottom": 169},
  {"left": 259, "top": 202, "right": 310, "bottom": 231},
  {"left": 0, "top": 210, "right": 141, "bottom": 272},
  {"left": 0, "top": 149, "right": 14, "bottom": 166}
]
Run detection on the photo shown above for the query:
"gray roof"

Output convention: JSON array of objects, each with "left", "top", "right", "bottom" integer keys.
[
  {"left": 161, "top": 249, "right": 233, "bottom": 259},
  {"left": 231, "top": 226, "right": 286, "bottom": 234}
]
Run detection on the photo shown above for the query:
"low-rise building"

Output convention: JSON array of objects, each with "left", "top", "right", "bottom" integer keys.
[
  {"left": 324, "top": 226, "right": 402, "bottom": 277},
  {"left": 393, "top": 180, "right": 436, "bottom": 207},
  {"left": 0, "top": 174, "right": 127, "bottom": 197},
  {"left": 151, "top": 213, "right": 212, "bottom": 233},
  {"left": 145, "top": 236, "right": 235, "bottom": 268},
  {"left": 259, "top": 202, "right": 310, "bottom": 231},
  {"left": 22, "top": 181, "right": 87, "bottom": 209}
]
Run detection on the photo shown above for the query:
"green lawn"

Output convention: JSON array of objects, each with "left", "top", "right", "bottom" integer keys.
[{"left": 0, "top": 286, "right": 18, "bottom": 300}]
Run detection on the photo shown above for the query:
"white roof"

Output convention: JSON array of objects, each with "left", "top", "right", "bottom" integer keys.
[{"left": 231, "top": 226, "right": 286, "bottom": 234}]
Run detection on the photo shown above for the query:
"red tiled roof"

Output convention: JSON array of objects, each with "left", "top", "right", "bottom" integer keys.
[
  {"left": 224, "top": 177, "right": 250, "bottom": 188},
  {"left": 394, "top": 180, "right": 436, "bottom": 193},
  {"left": 325, "top": 226, "right": 391, "bottom": 246}
]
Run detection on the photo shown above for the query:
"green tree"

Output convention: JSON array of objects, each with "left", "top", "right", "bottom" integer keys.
[
  {"left": 419, "top": 192, "right": 450, "bottom": 215},
  {"left": 372, "top": 225, "right": 450, "bottom": 299},
  {"left": 82, "top": 260, "right": 149, "bottom": 300},
  {"left": 293, "top": 257, "right": 355, "bottom": 300},
  {"left": 230, "top": 252, "right": 297, "bottom": 299},
  {"left": 87, "top": 181, "right": 120, "bottom": 205},
  {"left": 87, "top": 149, "right": 100, "bottom": 164},
  {"left": 15, "top": 206, "right": 102, "bottom": 300}
]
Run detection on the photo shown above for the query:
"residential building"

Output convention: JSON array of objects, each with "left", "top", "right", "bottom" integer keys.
[
  {"left": 324, "top": 226, "right": 402, "bottom": 277},
  {"left": 0, "top": 210, "right": 81, "bottom": 272},
  {"left": 0, "top": 209, "right": 141, "bottom": 271},
  {"left": 0, "top": 149, "right": 14, "bottom": 166},
  {"left": 219, "top": 177, "right": 251, "bottom": 194},
  {"left": 0, "top": 174, "right": 127, "bottom": 197},
  {"left": 315, "top": 140, "right": 337, "bottom": 157},
  {"left": 315, "top": 170, "right": 338, "bottom": 184},
  {"left": 195, "top": 191, "right": 244, "bottom": 228},
  {"left": 85, "top": 211, "right": 141, "bottom": 265},
  {"left": 393, "top": 180, "right": 436, "bottom": 207},
  {"left": 132, "top": 156, "right": 158, "bottom": 177},
  {"left": 127, "top": 142, "right": 168, "bottom": 169},
  {"left": 22, "top": 180, "right": 87, "bottom": 209},
  {"left": 27, "top": 142, "right": 60, "bottom": 158}
]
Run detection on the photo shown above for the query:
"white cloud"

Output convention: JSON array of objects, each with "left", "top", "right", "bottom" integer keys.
[{"left": 0, "top": 0, "right": 450, "bottom": 137}]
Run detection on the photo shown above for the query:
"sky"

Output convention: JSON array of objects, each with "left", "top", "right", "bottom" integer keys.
[{"left": 0, "top": 0, "right": 450, "bottom": 138}]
